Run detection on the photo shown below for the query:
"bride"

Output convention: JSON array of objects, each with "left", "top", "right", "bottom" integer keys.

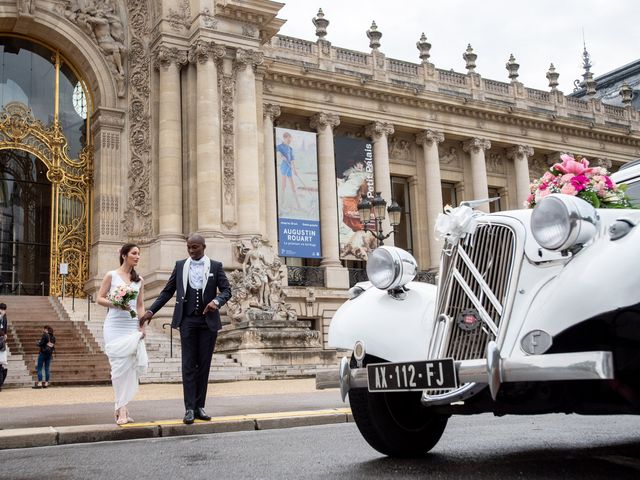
[{"left": 97, "top": 243, "right": 148, "bottom": 425}]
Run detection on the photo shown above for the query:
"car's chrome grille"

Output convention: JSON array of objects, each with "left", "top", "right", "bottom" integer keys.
[{"left": 425, "top": 222, "right": 516, "bottom": 398}]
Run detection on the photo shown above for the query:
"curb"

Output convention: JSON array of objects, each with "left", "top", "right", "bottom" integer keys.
[{"left": 0, "top": 408, "right": 354, "bottom": 450}]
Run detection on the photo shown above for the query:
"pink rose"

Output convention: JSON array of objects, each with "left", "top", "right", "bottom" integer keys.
[{"left": 560, "top": 183, "right": 577, "bottom": 195}]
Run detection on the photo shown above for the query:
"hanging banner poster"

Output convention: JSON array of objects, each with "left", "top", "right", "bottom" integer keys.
[
  {"left": 275, "top": 127, "right": 321, "bottom": 258},
  {"left": 334, "top": 136, "right": 377, "bottom": 260}
]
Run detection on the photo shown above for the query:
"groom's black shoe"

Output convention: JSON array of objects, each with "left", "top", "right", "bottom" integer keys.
[
  {"left": 183, "top": 410, "right": 195, "bottom": 424},
  {"left": 195, "top": 408, "right": 211, "bottom": 421}
]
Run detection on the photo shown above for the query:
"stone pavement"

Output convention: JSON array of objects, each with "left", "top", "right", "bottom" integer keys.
[{"left": 0, "top": 378, "right": 352, "bottom": 450}]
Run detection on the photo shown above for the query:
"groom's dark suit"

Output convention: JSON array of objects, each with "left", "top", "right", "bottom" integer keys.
[{"left": 148, "top": 256, "right": 231, "bottom": 411}]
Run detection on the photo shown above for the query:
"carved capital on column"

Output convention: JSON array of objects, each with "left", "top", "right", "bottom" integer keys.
[
  {"left": 153, "top": 45, "right": 188, "bottom": 70},
  {"left": 309, "top": 112, "right": 340, "bottom": 131},
  {"left": 365, "top": 121, "right": 394, "bottom": 141},
  {"left": 188, "top": 41, "right": 226, "bottom": 64},
  {"left": 506, "top": 145, "right": 534, "bottom": 160},
  {"left": 463, "top": 138, "right": 491, "bottom": 153},
  {"left": 235, "top": 48, "right": 264, "bottom": 70},
  {"left": 415, "top": 129, "right": 444, "bottom": 146},
  {"left": 263, "top": 103, "right": 281, "bottom": 121}
]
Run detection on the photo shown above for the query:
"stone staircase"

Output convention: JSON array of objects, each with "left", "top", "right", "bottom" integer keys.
[{"left": 0, "top": 296, "right": 111, "bottom": 386}]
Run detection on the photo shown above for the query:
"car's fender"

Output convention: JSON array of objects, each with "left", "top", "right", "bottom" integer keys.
[
  {"left": 328, "top": 281, "right": 437, "bottom": 362},
  {"left": 519, "top": 223, "right": 640, "bottom": 341}
]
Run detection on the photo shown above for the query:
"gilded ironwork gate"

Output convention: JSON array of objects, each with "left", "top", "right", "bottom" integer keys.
[{"left": 0, "top": 101, "right": 92, "bottom": 296}]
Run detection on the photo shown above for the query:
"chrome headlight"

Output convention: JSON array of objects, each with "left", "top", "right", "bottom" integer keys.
[
  {"left": 366, "top": 246, "right": 417, "bottom": 290},
  {"left": 531, "top": 194, "right": 599, "bottom": 251}
]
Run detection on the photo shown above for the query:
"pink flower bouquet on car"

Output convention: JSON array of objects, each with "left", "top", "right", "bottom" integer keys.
[
  {"left": 108, "top": 284, "right": 138, "bottom": 318},
  {"left": 525, "top": 154, "right": 633, "bottom": 209}
]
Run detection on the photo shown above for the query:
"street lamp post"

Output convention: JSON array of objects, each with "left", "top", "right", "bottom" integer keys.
[{"left": 357, "top": 191, "right": 402, "bottom": 246}]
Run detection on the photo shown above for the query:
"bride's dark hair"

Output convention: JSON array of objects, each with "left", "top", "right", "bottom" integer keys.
[{"left": 119, "top": 243, "right": 140, "bottom": 283}]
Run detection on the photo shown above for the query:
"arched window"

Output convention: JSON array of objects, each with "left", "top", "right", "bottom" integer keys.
[{"left": 0, "top": 35, "right": 91, "bottom": 159}]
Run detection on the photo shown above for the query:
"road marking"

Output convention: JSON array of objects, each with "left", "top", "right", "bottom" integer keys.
[{"left": 120, "top": 408, "right": 352, "bottom": 428}]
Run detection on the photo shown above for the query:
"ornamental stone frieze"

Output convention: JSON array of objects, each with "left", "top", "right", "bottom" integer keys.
[
  {"left": 389, "top": 136, "right": 412, "bottom": 162},
  {"left": 486, "top": 153, "right": 506, "bottom": 174},
  {"left": 123, "top": 0, "right": 153, "bottom": 240},
  {"left": 167, "top": 0, "right": 191, "bottom": 32},
  {"left": 64, "top": 0, "right": 127, "bottom": 97},
  {"left": 221, "top": 71, "right": 236, "bottom": 220},
  {"left": 365, "top": 121, "right": 394, "bottom": 140},
  {"left": 438, "top": 146, "right": 461, "bottom": 167}
]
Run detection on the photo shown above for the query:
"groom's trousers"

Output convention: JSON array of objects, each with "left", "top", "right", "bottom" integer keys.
[{"left": 179, "top": 315, "right": 218, "bottom": 411}]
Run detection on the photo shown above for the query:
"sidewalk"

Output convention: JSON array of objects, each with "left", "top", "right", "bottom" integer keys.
[{"left": 0, "top": 379, "right": 352, "bottom": 450}]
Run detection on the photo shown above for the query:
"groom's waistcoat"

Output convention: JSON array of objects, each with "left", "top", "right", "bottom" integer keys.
[{"left": 184, "top": 283, "right": 204, "bottom": 317}]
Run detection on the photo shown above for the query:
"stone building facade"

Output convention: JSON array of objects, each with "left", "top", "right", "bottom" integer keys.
[{"left": 0, "top": 0, "right": 639, "bottom": 353}]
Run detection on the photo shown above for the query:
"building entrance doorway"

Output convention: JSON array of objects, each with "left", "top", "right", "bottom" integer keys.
[
  {"left": 0, "top": 149, "right": 51, "bottom": 294},
  {"left": 0, "top": 35, "right": 93, "bottom": 296}
]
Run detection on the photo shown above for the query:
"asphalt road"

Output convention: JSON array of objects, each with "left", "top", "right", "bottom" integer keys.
[{"left": 2, "top": 413, "right": 640, "bottom": 479}]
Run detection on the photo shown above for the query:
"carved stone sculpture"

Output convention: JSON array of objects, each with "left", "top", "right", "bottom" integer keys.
[
  {"left": 17, "top": 0, "right": 36, "bottom": 16},
  {"left": 226, "top": 237, "right": 296, "bottom": 323},
  {"left": 65, "top": 0, "right": 127, "bottom": 97}
]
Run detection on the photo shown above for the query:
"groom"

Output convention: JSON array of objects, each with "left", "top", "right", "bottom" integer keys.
[{"left": 140, "top": 234, "right": 232, "bottom": 424}]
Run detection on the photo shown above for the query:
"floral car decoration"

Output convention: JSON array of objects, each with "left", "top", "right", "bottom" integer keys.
[{"left": 525, "top": 154, "right": 634, "bottom": 209}]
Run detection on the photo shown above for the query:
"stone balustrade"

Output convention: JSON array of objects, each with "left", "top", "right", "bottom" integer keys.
[{"left": 267, "top": 34, "right": 638, "bottom": 129}]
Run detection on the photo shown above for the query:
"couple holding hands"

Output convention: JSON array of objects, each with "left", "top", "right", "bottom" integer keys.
[{"left": 97, "top": 234, "right": 231, "bottom": 425}]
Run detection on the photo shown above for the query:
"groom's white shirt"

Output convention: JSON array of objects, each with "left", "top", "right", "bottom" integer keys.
[{"left": 182, "top": 255, "right": 211, "bottom": 293}]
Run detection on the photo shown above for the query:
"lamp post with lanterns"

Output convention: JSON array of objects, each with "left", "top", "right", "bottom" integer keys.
[{"left": 357, "top": 191, "right": 402, "bottom": 247}]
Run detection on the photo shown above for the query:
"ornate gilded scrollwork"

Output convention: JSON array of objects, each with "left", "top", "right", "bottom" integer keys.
[{"left": 0, "top": 102, "right": 92, "bottom": 297}]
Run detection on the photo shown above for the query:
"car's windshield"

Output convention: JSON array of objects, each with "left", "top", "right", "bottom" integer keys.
[{"left": 624, "top": 179, "right": 640, "bottom": 207}]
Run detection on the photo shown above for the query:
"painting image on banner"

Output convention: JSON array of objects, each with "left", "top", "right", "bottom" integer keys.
[
  {"left": 335, "top": 136, "right": 377, "bottom": 261},
  {"left": 275, "top": 127, "right": 321, "bottom": 258}
]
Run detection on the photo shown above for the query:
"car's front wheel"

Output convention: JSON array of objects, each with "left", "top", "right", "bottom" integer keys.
[{"left": 348, "top": 355, "right": 449, "bottom": 457}]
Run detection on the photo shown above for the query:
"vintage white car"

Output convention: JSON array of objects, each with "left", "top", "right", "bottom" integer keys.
[{"left": 327, "top": 161, "right": 640, "bottom": 457}]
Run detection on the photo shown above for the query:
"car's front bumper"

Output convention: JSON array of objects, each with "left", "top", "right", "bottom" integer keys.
[{"left": 318, "top": 342, "right": 614, "bottom": 404}]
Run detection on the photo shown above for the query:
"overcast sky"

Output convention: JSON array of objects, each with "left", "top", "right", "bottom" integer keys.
[{"left": 277, "top": 0, "right": 640, "bottom": 92}]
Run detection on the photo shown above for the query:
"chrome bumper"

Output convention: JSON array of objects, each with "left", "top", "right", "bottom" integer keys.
[{"left": 317, "top": 342, "right": 614, "bottom": 403}]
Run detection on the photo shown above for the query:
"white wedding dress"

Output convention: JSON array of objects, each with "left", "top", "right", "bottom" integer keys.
[{"left": 103, "top": 271, "right": 148, "bottom": 411}]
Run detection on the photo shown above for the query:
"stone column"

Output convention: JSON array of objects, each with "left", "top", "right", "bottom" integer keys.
[
  {"left": 235, "top": 49, "right": 264, "bottom": 236},
  {"left": 310, "top": 112, "right": 349, "bottom": 288},
  {"left": 365, "top": 121, "right": 395, "bottom": 246},
  {"left": 463, "top": 138, "right": 492, "bottom": 213},
  {"left": 155, "top": 45, "right": 187, "bottom": 237},
  {"left": 263, "top": 103, "right": 281, "bottom": 247},
  {"left": 189, "top": 41, "right": 226, "bottom": 234},
  {"left": 507, "top": 145, "right": 534, "bottom": 209},
  {"left": 416, "top": 129, "right": 445, "bottom": 268}
]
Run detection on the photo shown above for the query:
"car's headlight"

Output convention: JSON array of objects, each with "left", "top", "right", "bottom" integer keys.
[
  {"left": 366, "top": 246, "right": 417, "bottom": 290},
  {"left": 531, "top": 194, "right": 599, "bottom": 251}
]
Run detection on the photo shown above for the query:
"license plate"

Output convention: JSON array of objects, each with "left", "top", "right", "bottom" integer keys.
[{"left": 367, "top": 359, "right": 458, "bottom": 392}]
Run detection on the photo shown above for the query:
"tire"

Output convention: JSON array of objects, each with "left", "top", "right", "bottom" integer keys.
[{"left": 348, "top": 355, "right": 449, "bottom": 457}]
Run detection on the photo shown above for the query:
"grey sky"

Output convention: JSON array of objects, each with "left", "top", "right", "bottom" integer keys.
[{"left": 277, "top": 0, "right": 640, "bottom": 92}]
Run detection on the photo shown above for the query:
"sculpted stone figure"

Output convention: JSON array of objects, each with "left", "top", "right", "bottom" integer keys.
[
  {"left": 243, "top": 236, "right": 271, "bottom": 308},
  {"left": 226, "top": 238, "right": 296, "bottom": 323},
  {"left": 18, "top": 0, "right": 36, "bottom": 16},
  {"left": 65, "top": 0, "right": 126, "bottom": 96}
]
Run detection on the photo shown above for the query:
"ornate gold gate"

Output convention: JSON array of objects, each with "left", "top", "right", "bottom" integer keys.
[{"left": 0, "top": 102, "right": 92, "bottom": 296}]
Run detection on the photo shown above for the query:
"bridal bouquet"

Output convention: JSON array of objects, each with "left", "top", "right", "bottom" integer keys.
[
  {"left": 525, "top": 154, "right": 633, "bottom": 209},
  {"left": 108, "top": 285, "right": 138, "bottom": 318}
]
